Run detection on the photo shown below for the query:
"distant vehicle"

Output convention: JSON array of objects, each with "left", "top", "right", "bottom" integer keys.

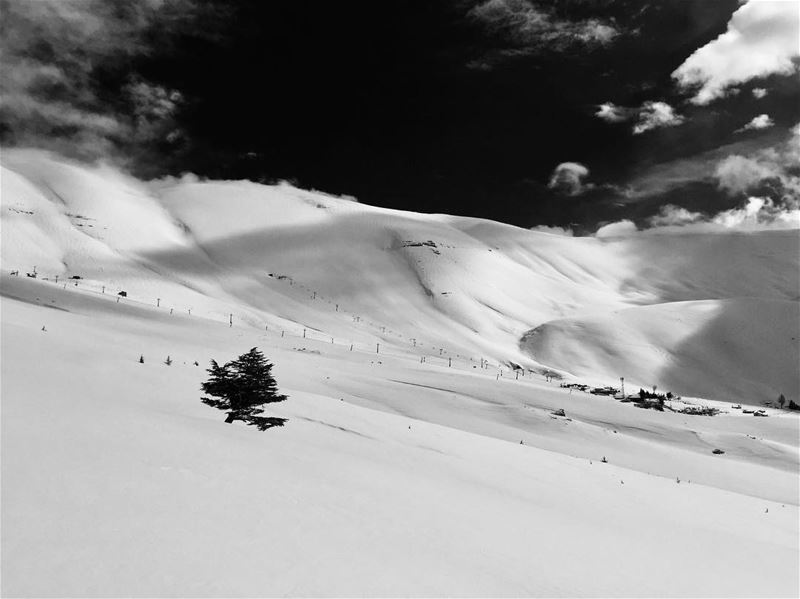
[
  {"left": 69, "top": 275, "right": 82, "bottom": 280},
  {"left": 26, "top": 272, "right": 37, "bottom": 278},
  {"left": 117, "top": 291, "right": 127, "bottom": 297}
]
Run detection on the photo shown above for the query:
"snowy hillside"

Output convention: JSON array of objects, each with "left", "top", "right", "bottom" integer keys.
[
  {"left": 2, "top": 149, "right": 799, "bottom": 596},
  {"left": 2, "top": 148, "right": 798, "bottom": 403}
]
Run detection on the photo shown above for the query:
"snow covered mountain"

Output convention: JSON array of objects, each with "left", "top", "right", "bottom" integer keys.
[
  {"left": 3, "top": 148, "right": 797, "bottom": 403},
  {"left": 2, "top": 148, "right": 798, "bottom": 596}
]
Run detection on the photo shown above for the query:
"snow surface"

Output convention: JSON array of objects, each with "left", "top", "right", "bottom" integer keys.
[{"left": 2, "top": 149, "right": 799, "bottom": 596}]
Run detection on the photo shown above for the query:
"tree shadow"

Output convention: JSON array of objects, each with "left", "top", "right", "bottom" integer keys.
[{"left": 247, "top": 416, "right": 288, "bottom": 431}]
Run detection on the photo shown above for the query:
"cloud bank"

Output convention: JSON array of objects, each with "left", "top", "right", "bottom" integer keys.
[
  {"left": 715, "top": 124, "right": 800, "bottom": 200},
  {"left": 594, "top": 196, "right": 799, "bottom": 238},
  {"left": 672, "top": 0, "right": 800, "bottom": 104},
  {"left": 0, "top": 0, "right": 206, "bottom": 166}
]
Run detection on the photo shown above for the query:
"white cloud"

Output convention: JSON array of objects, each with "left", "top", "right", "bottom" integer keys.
[
  {"left": 548, "top": 162, "right": 591, "bottom": 196},
  {"left": 752, "top": 87, "right": 768, "bottom": 99},
  {"left": 595, "top": 100, "right": 685, "bottom": 134},
  {"left": 633, "top": 101, "right": 685, "bottom": 134},
  {"left": 644, "top": 199, "right": 799, "bottom": 233},
  {"left": 600, "top": 197, "right": 799, "bottom": 237},
  {"left": 467, "top": 0, "right": 619, "bottom": 66},
  {"left": 710, "top": 196, "right": 799, "bottom": 230},
  {"left": 595, "top": 219, "right": 637, "bottom": 238},
  {"left": 672, "top": 0, "right": 800, "bottom": 104},
  {"left": 595, "top": 102, "right": 630, "bottom": 123},
  {"left": 715, "top": 123, "right": 800, "bottom": 201},
  {"left": 736, "top": 113, "right": 775, "bottom": 132},
  {"left": 648, "top": 205, "right": 703, "bottom": 227},
  {"left": 715, "top": 154, "right": 779, "bottom": 194},
  {"left": 640, "top": 128, "right": 800, "bottom": 233},
  {"left": 530, "top": 225, "right": 574, "bottom": 236},
  {"left": 0, "top": 0, "right": 197, "bottom": 161}
]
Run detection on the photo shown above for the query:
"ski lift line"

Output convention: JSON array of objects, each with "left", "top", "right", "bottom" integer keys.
[
  {"left": 26, "top": 269, "right": 520, "bottom": 371},
  {"left": 27, "top": 270, "right": 240, "bottom": 328}
]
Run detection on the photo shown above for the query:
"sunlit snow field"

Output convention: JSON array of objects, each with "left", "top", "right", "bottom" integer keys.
[{"left": 2, "top": 150, "right": 798, "bottom": 597}]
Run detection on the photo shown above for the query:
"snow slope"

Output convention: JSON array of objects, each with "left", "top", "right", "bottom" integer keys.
[
  {"left": 2, "top": 276, "right": 798, "bottom": 597},
  {"left": 2, "top": 149, "right": 799, "bottom": 596},
  {"left": 522, "top": 298, "right": 800, "bottom": 403},
  {"left": 3, "top": 148, "right": 798, "bottom": 403}
]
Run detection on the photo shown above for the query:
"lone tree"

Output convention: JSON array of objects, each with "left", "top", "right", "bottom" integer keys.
[
  {"left": 778, "top": 394, "right": 786, "bottom": 409},
  {"left": 201, "top": 347, "right": 287, "bottom": 430}
]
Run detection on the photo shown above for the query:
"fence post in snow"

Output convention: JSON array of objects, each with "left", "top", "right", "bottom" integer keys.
[
  {"left": 229, "top": 313, "right": 233, "bottom": 327},
  {"left": 102, "top": 285, "right": 105, "bottom": 294},
  {"left": 449, "top": 358, "right": 452, "bottom": 367},
  {"left": 335, "top": 304, "right": 339, "bottom": 312},
  {"left": 55, "top": 275, "right": 59, "bottom": 283},
  {"left": 170, "top": 308, "right": 173, "bottom": 315},
  {"left": 350, "top": 344, "right": 353, "bottom": 351},
  {"left": 157, "top": 298, "right": 160, "bottom": 307},
  {"left": 376, "top": 343, "right": 380, "bottom": 354},
  {"left": 303, "top": 328, "right": 306, "bottom": 338},
  {"left": 282, "top": 331, "right": 285, "bottom": 338}
]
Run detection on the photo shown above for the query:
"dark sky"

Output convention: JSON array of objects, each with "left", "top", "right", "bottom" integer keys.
[{"left": 2, "top": 0, "right": 798, "bottom": 232}]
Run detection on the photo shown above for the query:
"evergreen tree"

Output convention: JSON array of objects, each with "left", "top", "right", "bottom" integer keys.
[
  {"left": 201, "top": 348, "right": 287, "bottom": 429},
  {"left": 200, "top": 359, "right": 235, "bottom": 416},
  {"left": 778, "top": 394, "right": 786, "bottom": 409}
]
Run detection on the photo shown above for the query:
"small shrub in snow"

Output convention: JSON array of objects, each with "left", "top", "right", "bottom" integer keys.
[
  {"left": 139, "top": 355, "right": 144, "bottom": 364},
  {"left": 201, "top": 347, "right": 288, "bottom": 430},
  {"left": 165, "top": 356, "right": 172, "bottom": 366}
]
